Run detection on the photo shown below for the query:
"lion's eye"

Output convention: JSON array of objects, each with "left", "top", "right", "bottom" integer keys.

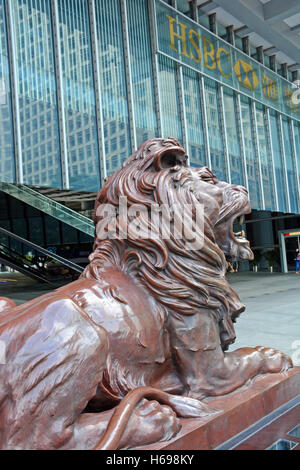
[
  {"left": 161, "top": 153, "right": 177, "bottom": 168},
  {"left": 160, "top": 152, "right": 186, "bottom": 169}
]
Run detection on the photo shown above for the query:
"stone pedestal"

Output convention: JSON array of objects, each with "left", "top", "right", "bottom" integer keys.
[{"left": 138, "top": 367, "right": 300, "bottom": 450}]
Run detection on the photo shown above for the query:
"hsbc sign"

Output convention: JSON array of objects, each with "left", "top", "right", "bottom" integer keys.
[{"left": 154, "top": 0, "right": 300, "bottom": 121}]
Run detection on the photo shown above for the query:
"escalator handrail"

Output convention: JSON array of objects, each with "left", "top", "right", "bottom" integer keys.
[
  {"left": 0, "top": 226, "right": 84, "bottom": 274},
  {"left": 0, "top": 242, "right": 52, "bottom": 274},
  {"left": 0, "top": 182, "right": 95, "bottom": 237},
  {"left": 17, "top": 184, "right": 94, "bottom": 224},
  {"left": 0, "top": 252, "right": 54, "bottom": 285},
  {"left": 0, "top": 242, "right": 37, "bottom": 267}
]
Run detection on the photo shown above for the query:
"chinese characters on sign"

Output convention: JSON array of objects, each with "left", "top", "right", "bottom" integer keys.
[{"left": 262, "top": 74, "right": 279, "bottom": 103}]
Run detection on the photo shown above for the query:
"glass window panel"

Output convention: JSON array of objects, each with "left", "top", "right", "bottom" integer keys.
[
  {"left": 127, "top": 0, "right": 157, "bottom": 145},
  {"left": 0, "top": 0, "right": 15, "bottom": 182},
  {"left": 223, "top": 88, "right": 244, "bottom": 186},
  {"left": 182, "top": 67, "right": 205, "bottom": 166},
  {"left": 0, "top": 192, "right": 8, "bottom": 219},
  {"left": 293, "top": 121, "right": 300, "bottom": 204},
  {"left": 10, "top": 237, "right": 23, "bottom": 256},
  {"left": 0, "top": 219, "right": 10, "bottom": 247},
  {"left": 158, "top": 54, "right": 182, "bottom": 141},
  {"left": 57, "top": 0, "right": 101, "bottom": 192},
  {"left": 217, "top": 23, "right": 227, "bottom": 41},
  {"left": 28, "top": 216, "right": 44, "bottom": 246},
  {"left": 9, "top": 196, "right": 24, "bottom": 217},
  {"left": 240, "top": 95, "right": 261, "bottom": 209},
  {"left": 255, "top": 104, "right": 275, "bottom": 210},
  {"left": 204, "top": 78, "right": 226, "bottom": 181},
  {"left": 198, "top": 12, "right": 210, "bottom": 30},
  {"left": 282, "top": 117, "right": 298, "bottom": 213},
  {"left": 269, "top": 110, "right": 287, "bottom": 212},
  {"left": 176, "top": 0, "right": 192, "bottom": 17},
  {"left": 62, "top": 223, "right": 78, "bottom": 244},
  {"left": 12, "top": 218, "right": 27, "bottom": 239},
  {"left": 234, "top": 35, "right": 243, "bottom": 52},
  {"left": 12, "top": 0, "right": 62, "bottom": 188},
  {"left": 95, "top": 0, "right": 131, "bottom": 175},
  {"left": 44, "top": 215, "right": 60, "bottom": 245}
]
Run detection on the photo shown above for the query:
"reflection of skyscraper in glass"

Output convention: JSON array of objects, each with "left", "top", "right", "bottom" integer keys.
[
  {"left": 57, "top": 0, "right": 100, "bottom": 190},
  {"left": 223, "top": 88, "right": 244, "bottom": 186},
  {"left": 99, "top": 44, "right": 130, "bottom": 175},
  {"left": 0, "top": 2, "right": 15, "bottom": 183},
  {"left": 12, "top": 0, "right": 61, "bottom": 188},
  {"left": 204, "top": 78, "right": 227, "bottom": 182},
  {"left": 182, "top": 68, "right": 205, "bottom": 168},
  {"left": 240, "top": 96, "right": 260, "bottom": 209}
]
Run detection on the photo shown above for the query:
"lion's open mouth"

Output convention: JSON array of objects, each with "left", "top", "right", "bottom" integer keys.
[
  {"left": 227, "top": 212, "right": 254, "bottom": 261},
  {"left": 232, "top": 215, "right": 248, "bottom": 246},
  {"left": 214, "top": 186, "right": 254, "bottom": 262}
]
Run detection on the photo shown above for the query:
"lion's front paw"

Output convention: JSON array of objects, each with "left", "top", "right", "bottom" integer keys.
[
  {"left": 255, "top": 346, "right": 293, "bottom": 374},
  {"left": 120, "top": 399, "right": 181, "bottom": 449}
]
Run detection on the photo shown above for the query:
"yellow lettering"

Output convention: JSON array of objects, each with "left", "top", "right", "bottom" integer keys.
[
  {"left": 166, "top": 14, "right": 189, "bottom": 58},
  {"left": 262, "top": 74, "right": 279, "bottom": 103},
  {"left": 202, "top": 37, "right": 216, "bottom": 70},
  {"left": 216, "top": 48, "right": 231, "bottom": 78},
  {"left": 189, "top": 29, "right": 201, "bottom": 63}
]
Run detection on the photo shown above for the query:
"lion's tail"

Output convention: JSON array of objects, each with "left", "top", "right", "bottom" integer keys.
[
  {"left": 93, "top": 386, "right": 216, "bottom": 450},
  {"left": 93, "top": 387, "right": 176, "bottom": 450}
]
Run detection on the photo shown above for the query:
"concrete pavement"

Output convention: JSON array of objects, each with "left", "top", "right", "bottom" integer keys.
[{"left": 227, "top": 272, "right": 300, "bottom": 366}]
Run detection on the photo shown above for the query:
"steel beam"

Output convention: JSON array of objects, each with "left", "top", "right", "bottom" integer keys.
[
  {"left": 197, "top": 1, "right": 216, "bottom": 14},
  {"left": 218, "top": 85, "right": 231, "bottom": 184},
  {"left": 263, "top": 0, "right": 300, "bottom": 25},
  {"left": 88, "top": 0, "right": 107, "bottom": 184},
  {"left": 278, "top": 114, "right": 291, "bottom": 213},
  {"left": 235, "top": 25, "right": 252, "bottom": 37},
  {"left": 148, "top": 0, "right": 162, "bottom": 137},
  {"left": 50, "top": 0, "right": 69, "bottom": 189},
  {"left": 5, "top": 0, "right": 23, "bottom": 184},
  {"left": 291, "top": 24, "right": 300, "bottom": 34},
  {"left": 265, "top": 108, "right": 279, "bottom": 211},
  {"left": 236, "top": 94, "right": 249, "bottom": 193},
  {"left": 177, "top": 65, "right": 188, "bottom": 152},
  {"left": 199, "top": 76, "right": 211, "bottom": 169},
  {"left": 226, "top": 25, "right": 234, "bottom": 45},
  {"left": 251, "top": 101, "right": 265, "bottom": 210},
  {"left": 121, "top": 0, "right": 137, "bottom": 152}
]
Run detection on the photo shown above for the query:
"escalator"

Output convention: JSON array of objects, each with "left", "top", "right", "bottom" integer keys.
[
  {"left": 0, "top": 182, "right": 95, "bottom": 237},
  {"left": 0, "top": 227, "right": 83, "bottom": 285}
]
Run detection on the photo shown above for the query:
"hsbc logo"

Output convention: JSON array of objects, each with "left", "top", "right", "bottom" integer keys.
[{"left": 234, "top": 59, "right": 259, "bottom": 91}]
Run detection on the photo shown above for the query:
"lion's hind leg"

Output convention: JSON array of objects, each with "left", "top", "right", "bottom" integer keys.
[{"left": 0, "top": 296, "right": 108, "bottom": 450}]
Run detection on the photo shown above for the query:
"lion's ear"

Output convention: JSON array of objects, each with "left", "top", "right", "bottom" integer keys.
[{"left": 155, "top": 150, "right": 188, "bottom": 171}]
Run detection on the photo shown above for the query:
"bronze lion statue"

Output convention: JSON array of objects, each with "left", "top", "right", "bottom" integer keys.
[{"left": 0, "top": 138, "right": 292, "bottom": 450}]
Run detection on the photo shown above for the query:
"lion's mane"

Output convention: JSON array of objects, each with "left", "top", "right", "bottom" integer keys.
[{"left": 81, "top": 138, "right": 245, "bottom": 349}]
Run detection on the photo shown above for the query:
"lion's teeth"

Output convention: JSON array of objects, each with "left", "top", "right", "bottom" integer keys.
[{"left": 234, "top": 230, "right": 246, "bottom": 238}]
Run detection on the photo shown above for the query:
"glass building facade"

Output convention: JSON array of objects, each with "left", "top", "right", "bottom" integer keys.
[{"left": 0, "top": 0, "right": 299, "bottom": 216}]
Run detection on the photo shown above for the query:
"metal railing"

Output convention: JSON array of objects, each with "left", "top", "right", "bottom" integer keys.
[{"left": 0, "top": 182, "right": 95, "bottom": 237}]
